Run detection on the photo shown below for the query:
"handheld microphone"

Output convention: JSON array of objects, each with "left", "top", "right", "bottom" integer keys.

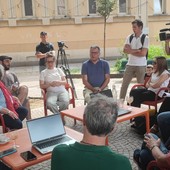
[
  {"left": 160, "top": 28, "right": 170, "bottom": 32},
  {"left": 166, "top": 23, "right": 170, "bottom": 25}
]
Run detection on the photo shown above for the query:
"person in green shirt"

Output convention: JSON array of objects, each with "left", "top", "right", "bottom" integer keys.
[{"left": 51, "top": 94, "right": 132, "bottom": 170}]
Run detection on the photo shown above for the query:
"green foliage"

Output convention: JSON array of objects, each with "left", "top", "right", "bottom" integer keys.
[
  {"left": 96, "top": 0, "right": 117, "bottom": 18},
  {"left": 148, "top": 45, "right": 168, "bottom": 59},
  {"left": 114, "top": 45, "right": 170, "bottom": 72}
]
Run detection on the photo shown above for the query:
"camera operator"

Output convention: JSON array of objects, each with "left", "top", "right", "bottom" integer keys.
[{"left": 165, "top": 39, "right": 170, "bottom": 55}]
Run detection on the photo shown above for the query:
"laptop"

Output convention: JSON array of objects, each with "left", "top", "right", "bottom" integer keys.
[
  {"left": 90, "top": 90, "right": 131, "bottom": 116},
  {"left": 90, "top": 89, "right": 113, "bottom": 98},
  {"left": 26, "top": 114, "right": 76, "bottom": 154},
  {"left": 118, "top": 108, "right": 131, "bottom": 116}
]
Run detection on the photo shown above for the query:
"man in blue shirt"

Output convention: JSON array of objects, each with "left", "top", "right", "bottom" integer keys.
[{"left": 81, "top": 45, "right": 110, "bottom": 103}]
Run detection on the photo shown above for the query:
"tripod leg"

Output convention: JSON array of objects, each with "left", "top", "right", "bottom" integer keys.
[
  {"left": 63, "top": 51, "right": 69, "bottom": 69},
  {"left": 63, "top": 68, "right": 77, "bottom": 99},
  {"left": 56, "top": 50, "right": 60, "bottom": 67}
]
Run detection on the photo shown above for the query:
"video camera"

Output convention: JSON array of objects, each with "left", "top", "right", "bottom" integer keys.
[
  {"left": 159, "top": 22, "right": 170, "bottom": 41},
  {"left": 57, "top": 41, "right": 68, "bottom": 48}
]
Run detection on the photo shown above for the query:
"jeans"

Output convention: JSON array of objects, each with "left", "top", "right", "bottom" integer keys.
[
  {"left": 139, "top": 134, "right": 169, "bottom": 170},
  {"left": 3, "top": 106, "right": 28, "bottom": 129},
  {"left": 157, "top": 111, "right": 170, "bottom": 143}
]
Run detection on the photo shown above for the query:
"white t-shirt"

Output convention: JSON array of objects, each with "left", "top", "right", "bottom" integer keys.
[
  {"left": 148, "top": 70, "right": 170, "bottom": 97},
  {"left": 40, "top": 67, "right": 66, "bottom": 93},
  {"left": 125, "top": 33, "right": 149, "bottom": 66}
]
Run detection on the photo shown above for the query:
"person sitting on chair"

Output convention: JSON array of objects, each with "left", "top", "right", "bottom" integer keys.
[
  {"left": 0, "top": 55, "right": 31, "bottom": 120},
  {"left": 133, "top": 111, "right": 170, "bottom": 170},
  {"left": 0, "top": 65, "right": 28, "bottom": 130},
  {"left": 51, "top": 94, "right": 132, "bottom": 170},
  {"left": 130, "top": 56, "right": 170, "bottom": 108},
  {"left": 39, "top": 52, "right": 69, "bottom": 114},
  {"left": 81, "top": 45, "right": 110, "bottom": 104}
]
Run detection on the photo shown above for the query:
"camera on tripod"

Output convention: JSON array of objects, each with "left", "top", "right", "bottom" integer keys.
[
  {"left": 159, "top": 28, "right": 170, "bottom": 41},
  {"left": 57, "top": 41, "right": 68, "bottom": 49}
]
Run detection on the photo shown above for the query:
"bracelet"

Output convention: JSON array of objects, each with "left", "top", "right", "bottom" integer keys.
[{"left": 150, "top": 145, "right": 158, "bottom": 151}]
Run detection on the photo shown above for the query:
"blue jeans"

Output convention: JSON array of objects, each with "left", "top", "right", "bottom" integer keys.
[
  {"left": 157, "top": 111, "right": 170, "bottom": 144},
  {"left": 139, "top": 134, "right": 169, "bottom": 170},
  {"left": 3, "top": 106, "right": 28, "bottom": 129}
]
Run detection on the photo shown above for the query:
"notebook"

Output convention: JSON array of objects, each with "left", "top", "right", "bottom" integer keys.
[{"left": 26, "top": 114, "right": 76, "bottom": 154}]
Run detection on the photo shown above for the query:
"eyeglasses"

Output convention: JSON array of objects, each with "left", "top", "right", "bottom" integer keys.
[
  {"left": 91, "top": 51, "right": 99, "bottom": 54},
  {"left": 153, "top": 61, "right": 157, "bottom": 65},
  {"left": 46, "top": 60, "right": 54, "bottom": 64}
]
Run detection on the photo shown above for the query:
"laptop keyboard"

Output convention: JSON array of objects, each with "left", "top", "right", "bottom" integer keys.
[{"left": 37, "top": 136, "right": 72, "bottom": 149}]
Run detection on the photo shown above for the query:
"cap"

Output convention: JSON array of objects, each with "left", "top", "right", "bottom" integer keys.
[
  {"left": 40, "top": 31, "right": 47, "bottom": 36},
  {"left": 0, "top": 55, "right": 12, "bottom": 61}
]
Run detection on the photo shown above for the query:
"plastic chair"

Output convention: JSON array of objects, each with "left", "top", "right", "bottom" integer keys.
[
  {"left": 131, "top": 84, "right": 169, "bottom": 113},
  {"left": 41, "top": 83, "right": 75, "bottom": 116},
  {"left": 147, "top": 160, "right": 167, "bottom": 170},
  {"left": 0, "top": 114, "right": 8, "bottom": 133}
]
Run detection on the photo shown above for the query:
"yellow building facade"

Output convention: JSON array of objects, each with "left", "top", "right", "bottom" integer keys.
[{"left": 0, "top": 0, "right": 170, "bottom": 64}]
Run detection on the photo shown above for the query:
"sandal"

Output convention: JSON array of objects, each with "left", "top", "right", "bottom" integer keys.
[{"left": 150, "top": 124, "right": 159, "bottom": 134}]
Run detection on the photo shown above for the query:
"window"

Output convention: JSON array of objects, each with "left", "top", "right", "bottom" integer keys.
[
  {"left": 24, "top": 0, "right": 33, "bottom": 16},
  {"left": 88, "top": 0, "right": 96, "bottom": 14},
  {"left": 119, "top": 0, "right": 127, "bottom": 13},
  {"left": 57, "top": 0, "right": 66, "bottom": 15},
  {"left": 154, "top": 0, "right": 165, "bottom": 14}
]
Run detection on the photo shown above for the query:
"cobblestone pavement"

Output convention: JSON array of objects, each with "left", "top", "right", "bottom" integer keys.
[{"left": 6, "top": 65, "right": 145, "bottom": 170}]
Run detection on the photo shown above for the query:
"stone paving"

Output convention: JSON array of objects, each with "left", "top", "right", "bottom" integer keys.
[{"left": 5, "top": 65, "right": 146, "bottom": 170}]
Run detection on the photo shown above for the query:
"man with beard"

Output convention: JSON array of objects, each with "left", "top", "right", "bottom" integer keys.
[{"left": 0, "top": 55, "right": 31, "bottom": 120}]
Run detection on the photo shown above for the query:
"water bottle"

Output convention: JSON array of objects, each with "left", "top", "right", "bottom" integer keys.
[{"left": 112, "top": 85, "right": 117, "bottom": 102}]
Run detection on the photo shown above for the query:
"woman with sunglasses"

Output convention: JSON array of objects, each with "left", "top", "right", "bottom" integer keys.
[{"left": 130, "top": 56, "right": 170, "bottom": 108}]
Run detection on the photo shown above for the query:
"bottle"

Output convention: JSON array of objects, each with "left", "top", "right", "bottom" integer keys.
[{"left": 112, "top": 84, "right": 117, "bottom": 102}]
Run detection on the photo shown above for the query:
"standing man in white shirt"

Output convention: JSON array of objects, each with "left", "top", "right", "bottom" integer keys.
[{"left": 120, "top": 19, "right": 149, "bottom": 99}]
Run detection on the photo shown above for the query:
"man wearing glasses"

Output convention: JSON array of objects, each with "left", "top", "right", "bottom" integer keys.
[
  {"left": 39, "top": 52, "right": 69, "bottom": 114},
  {"left": 81, "top": 45, "right": 110, "bottom": 103}
]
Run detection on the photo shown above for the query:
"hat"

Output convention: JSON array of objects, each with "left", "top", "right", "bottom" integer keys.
[
  {"left": 0, "top": 55, "right": 12, "bottom": 61},
  {"left": 40, "top": 31, "right": 47, "bottom": 36}
]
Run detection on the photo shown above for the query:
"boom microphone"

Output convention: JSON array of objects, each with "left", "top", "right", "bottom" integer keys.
[{"left": 160, "top": 28, "right": 170, "bottom": 32}]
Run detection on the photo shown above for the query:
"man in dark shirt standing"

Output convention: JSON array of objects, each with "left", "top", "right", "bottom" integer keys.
[{"left": 35, "top": 31, "right": 55, "bottom": 72}]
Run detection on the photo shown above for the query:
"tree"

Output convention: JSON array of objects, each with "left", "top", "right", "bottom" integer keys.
[{"left": 96, "top": 0, "right": 117, "bottom": 59}]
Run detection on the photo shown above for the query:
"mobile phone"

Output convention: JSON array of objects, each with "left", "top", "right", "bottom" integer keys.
[
  {"left": 20, "top": 151, "right": 37, "bottom": 162},
  {"left": 0, "top": 147, "right": 17, "bottom": 158}
]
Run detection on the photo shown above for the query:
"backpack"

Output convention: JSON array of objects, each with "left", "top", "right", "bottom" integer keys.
[{"left": 129, "top": 34, "right": 148, "bottom": 59}]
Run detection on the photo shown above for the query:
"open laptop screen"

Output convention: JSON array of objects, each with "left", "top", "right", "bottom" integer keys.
[{"left": 27, "top": 114, "right": 65, "bottom": 144}]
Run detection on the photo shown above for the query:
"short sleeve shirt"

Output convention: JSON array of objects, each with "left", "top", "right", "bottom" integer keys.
[
  {"left": 36, "top": 42, "right": 54, "bottom": 66},
  {"left": 125, "top": 33, "right": 149, "bottom": 66},
  {"left": 81, "top": 59, "right": 110, "bottom": 87},
  {"left": 40, "top": 68, "right": 66, "bottom": 93}
]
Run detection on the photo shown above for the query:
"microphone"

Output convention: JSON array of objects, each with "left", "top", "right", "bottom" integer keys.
[
  {"left": 166, "top": 23, "right": 170, "bottom": 25},
  {"left": 160, "top": 28, "right": 170, "bottom": 32}
]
